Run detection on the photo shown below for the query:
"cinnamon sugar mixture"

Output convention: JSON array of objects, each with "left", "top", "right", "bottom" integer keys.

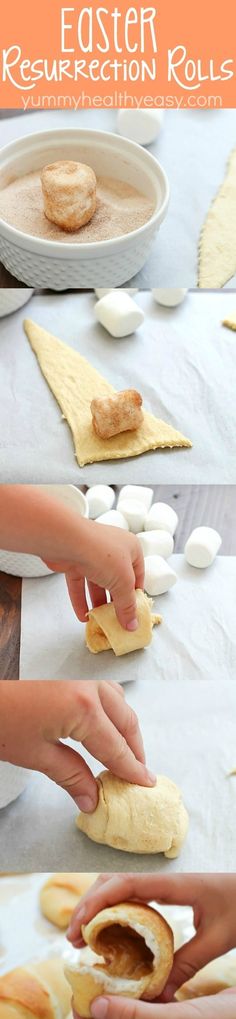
[{"left": 0, "top": 171, "right": 155, "bottom": 243}]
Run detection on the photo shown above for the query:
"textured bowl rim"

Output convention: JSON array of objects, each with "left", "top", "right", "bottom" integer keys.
[{"left": 0, "top": 127, "right": 170, "bottom": 255}]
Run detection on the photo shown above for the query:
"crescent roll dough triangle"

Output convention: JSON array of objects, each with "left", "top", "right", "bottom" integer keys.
[
  {"left": 86, "top": 589, "right": 161, "bottom": 656},
  {"left": 24, "top": 319, "right": 192, "bottom": 467},
  {"left": 198, "top": 148, "right": 236, "bottom": 289}
]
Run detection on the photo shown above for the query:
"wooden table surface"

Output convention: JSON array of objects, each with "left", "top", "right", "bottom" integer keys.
[{"left": 0, "top": 483, "right": 235, "bottom": 680}]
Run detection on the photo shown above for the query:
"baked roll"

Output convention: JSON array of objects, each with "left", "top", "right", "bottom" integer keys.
[
  {"left": 86, "top": 589, "right": 161, "bottom": 656},
  {"left": 41, "top": 160, "right": 96, "bottom": 231},
  {"left": 77, "top": 770, "right": 189, "bottom": 857},
  {"left": 0, "top": 957, "right": 71, "bottom": 1018},
  {"left": 40, "top": 873, "right": 97, "bottom": 929},
  {"left": 176, "top": 953, "right": 236, "bottom": 1000},
  {"left": 91, "top": 390, "right": 143, "bottom": 439},
  {"left": 65, "top": 901, "right": 174, "bottom": 1017}
]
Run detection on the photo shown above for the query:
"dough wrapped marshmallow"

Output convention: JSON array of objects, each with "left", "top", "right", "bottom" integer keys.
[
  {"left": 41, "top": 160, "right": 96, "bottom": 231},
  {"left": 91, "top": 390, "right": 143, "bottom": 439},
  {"left": 65, "top": 902, "right": 173, "bottom": 1018}
]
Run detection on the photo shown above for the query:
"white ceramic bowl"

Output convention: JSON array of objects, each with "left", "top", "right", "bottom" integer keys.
[
  {"left": 0, "top": 288, "right": 34, "bottom": 317},
  {"left": 0, "top": 762, "right": 32, "bottom": 809},
  {"left": 0, "top": 485, "right": 88, "bottom": 577},
  {"left": 0, "top": 128, "right": 169, "bottom": 289}
]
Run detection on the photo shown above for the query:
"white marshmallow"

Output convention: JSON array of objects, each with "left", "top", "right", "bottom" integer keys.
[
  {"left": 137, "top": 530, "right": 174, "bottom": 559},
  {"left": 94, "top": 288, "right": 138, "bottom": 298},
  {"left": 117, "top": 110, "right": 164, "bottom": 146},
  {"left": 185, "top": 527, "right": 222, "bottom": 569},
  {"left": 144, "top": 555, "right": 177, "bottom": 596},
  {"left": 145, "top": 503, "right": 178, "bottom": 537},
  {"left": 87, "top": 485, "right": 115, "bottom": 519},
  {"left": 118, "top": 498, "right": 147, "bottom": 533},
  {"left": 117, "top": 485, "right": 153, "bottom": 512},
  {"left": 152, "top": 288, "right": 188, "bottom": 307},
  {"left": 96, "top": 510, "right": 129, "bottom": 530},
  {"left": 95, "top": 292, "right": 144, "bottom": 338}
]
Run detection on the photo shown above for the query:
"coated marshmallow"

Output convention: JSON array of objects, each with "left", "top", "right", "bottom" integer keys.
[
  {"left": 96, "top": 510, "right": 129, "bottom": 530},
  {"left": 144, "top": 555, "right": 177, "bottom": 596},
  {"left": 95, "top": 292, "right": 144, "bottom": 338},
  {"left": 117, "top": 110, "right": 164, "bottom": 146},
  {"left": 117, "top": 485, "right": 153, "bottom": 511},
  {"left": 94, "top": 288, "right": 138, "bottom": 298},
  {"left": 87, "top": 485, "right": 115, "bottom": 519},
  {"left": 137, "top": 530, "right": 174, "bottom": 559},
  {"left": 145, "top": 503, "right": 178, "bottom": 536},
  {"left": 185, "top": 527, "right": 222, "bottom": 568},
  {"left": 152, "top": 289, "right": 188, "bottom": 307},
  {"left": 118, "top": 498, "right": 147, "bottom": 533}
]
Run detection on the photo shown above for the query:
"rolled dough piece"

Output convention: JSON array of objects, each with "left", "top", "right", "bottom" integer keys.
[
  {"left": 176, "top": 954, "right": 236, "bottom": 1000},
  {"left": 222, "top": 312, "right": 236, "bottom": 331},
  {"left": 198, "top": 148, "right": 236, "bottom": 288},
  {"left": 86, "top": 589, "right": 161, "bottom": 656},
  {"left": 23, "top": 320, "right": 192, "bottom": 467},
  {"left": 40, "top": 872, "right": 97, "bottom": 929},
  {"left": 65, "top": 902, "right": 173, "bottom": 1018},
  {"left": 77, "top": 771, "right": 189, "bottom": 856}
]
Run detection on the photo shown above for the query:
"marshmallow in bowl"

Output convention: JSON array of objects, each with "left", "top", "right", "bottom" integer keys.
[
  {"left": 95, "top": 292, "right": 144, "bottom": 337},
  {"left": 117, "top": 110, "right": 164, "bottom": 146},
  {"left": 185, "top": 527, "right": 222, "bottom": 568},
  {"left": 94, "top": 288, "right": 139, "bottom": 298},
  {"left": 117, "top": 485, "right": 153, "bottom": 511},
  {"left": 118, "top": 498, "right": 147, "bottom": 533},
  {"left": 137, "top": 530, "right": 174, "bottom": 559},
  {"left": 87, "top": 485, "right": 115, "bottom": 519},
  {"left": 152, "top": 289, "right": 188, "bottom": 307},
  {"left": 145, "top": 503, "right": 178, "bottom": 537},
  {"left": 144, "top": 555, "right": 177, "bottom": 596},
  {"left": 96, "top": 510, "right": 129, "bottom": 530}
]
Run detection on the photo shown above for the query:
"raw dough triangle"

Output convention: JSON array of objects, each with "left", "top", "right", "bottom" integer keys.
[
  {"left": 198, "top": 148, "right": 236, "bottom": 289},
  {"left": 222, "top": 313, "right": 236, "bottom": 331},
  {"left": 24, "top": 319, "right": 192, "bottom": 467}
]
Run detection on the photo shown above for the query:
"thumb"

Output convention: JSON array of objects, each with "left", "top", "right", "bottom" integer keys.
[
  {"left": 90, "top": 999, "right": 185, "bottom": 1018},
  {"left": 111, "top": 570, "right": 138, "bottom": 632},
  {"left": 161, "top": 927, "right": 222, "bottom": 1002},
  {"left": 41, "top": 741, "right": 98, "bottom": 813}
]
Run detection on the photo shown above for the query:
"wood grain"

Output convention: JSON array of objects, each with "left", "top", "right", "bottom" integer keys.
[{"left": 0, "top": 573, "right": 21, "bottom": 679}]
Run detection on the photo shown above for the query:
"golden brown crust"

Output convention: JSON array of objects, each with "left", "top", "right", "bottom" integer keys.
[
  {"left": 65, "top": 902, "right": 173, "bottom": 1017},
  {"left": 40, "top": 873, "right": 97, "bottom": 929},
  {"left": 176, "top": 954, "right": 236, "bottom": 1000},
  {"left": 0, "top": 958, "right": 71, "bottom": 1018}
]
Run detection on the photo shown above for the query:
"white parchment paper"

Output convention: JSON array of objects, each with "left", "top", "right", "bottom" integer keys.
[
  {"left": 19, "top": 555, "right": 236, "bottom": 682},
  {"left": 0, "top": 681, "right": 236, "bottom": 871},
  {"left": 0, "top": 108, "right": 236, "bottom": 287},
  {"left": 0, "top": 289, "right": 236, "bottom": 484}
]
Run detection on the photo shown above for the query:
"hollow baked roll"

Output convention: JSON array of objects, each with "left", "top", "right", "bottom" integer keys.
[
  {"left": 40, "top": 873, "right": 97, "bottom": 929},
  {"left": 65, "top": 902, "right": 174, "bottom": 1017},
  {"left": 91, "top": 390, "right": 143, "bottom": 439},
  {"left": 77, "top": 771, "right": 189, "bottom": 857},
  {"left": 0, "top": 957, "right": 71, "bottom": 1018},
  {"left": 176, "top": 953, "right": 236, "bottom": 1000},
  {"left": 86, "top": 589, "right": 161, "bottom": 656},
  {"left": 41, "top": 160, "right": 97, "bottom": 231}
]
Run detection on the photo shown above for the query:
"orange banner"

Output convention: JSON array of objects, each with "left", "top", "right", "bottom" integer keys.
[{"left": 0, "top": 0, "right": 235, "bottom": 109}]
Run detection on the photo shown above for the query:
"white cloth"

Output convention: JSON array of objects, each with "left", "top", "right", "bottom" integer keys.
[
  {"left": 0, "top": 289, "right": 236, "bottom": 484},
  {"left": 19, "top": 556, "right": 236, "bottom": 682},
  {"left": 0, "top": 108, "right": 236, "bottom": 287},
  {"left": 0, "top": 681, "right": 235, "bottom": 871}
]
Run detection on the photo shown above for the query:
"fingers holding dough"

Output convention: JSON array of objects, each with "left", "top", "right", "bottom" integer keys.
[{"left": 85, "top": 589, "right": 161, "bottom": 656}]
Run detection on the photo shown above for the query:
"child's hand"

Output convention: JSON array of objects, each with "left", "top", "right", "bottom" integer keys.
[
  {"left": 0, "top": 681, "right": 155, "bottom": 813},
  {"left": 67, "top": 874, "right": 236, "bottom": 996},
  {"left": 0, "top": 487, "right": 144, "bottom": 632},
  {"left": 46, "top": 522, "right": 144, "bottom": 633},
  {"left": 73, "top": 989, "right": 236, "bottom": 1019}
]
